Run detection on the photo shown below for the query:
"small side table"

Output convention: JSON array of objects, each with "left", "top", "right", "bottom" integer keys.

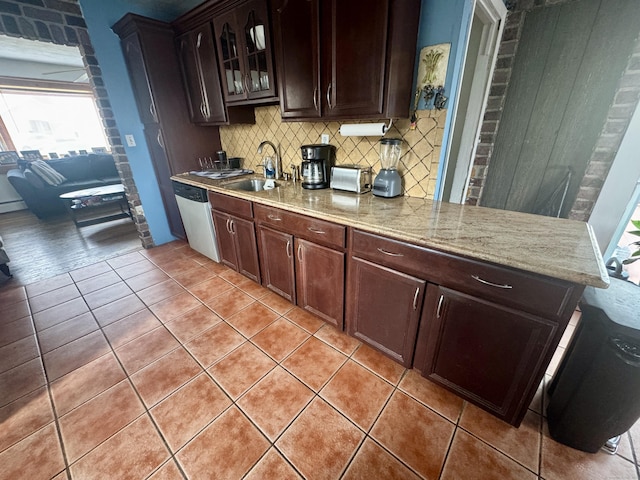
[{"left": 59, "top": 184, "right": 132, "bottom": 228}]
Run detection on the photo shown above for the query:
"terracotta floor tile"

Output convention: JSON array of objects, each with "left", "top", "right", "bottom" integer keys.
[
  {"left": 2, "top": 299, "right": 30, "bottom": 326},
  {"left": 370, "top": 391, "right": 455, "bottom": 479},
  {"left": 59, "top": 379, "right": 144, "bottom": 463},
  {"left": 321, "top": 360, "right": 393, "bottom": 431},
  {"left": 276, "top": 397, "right": 364, "bottom": 480},
  {"left": 252, "top": 318, "right": 310, "bottom": 362},
  {"left": 0, "top": 423, "right": 65, "bottom": 480},
  {"left": 50, "top": 352, "right": 126, "bottom": 416},
  {"left": 106, "top": 250, "right": 145, "bottom": 270},
  {"left": 441, "top": 429, "right": 536, "bottom": 480},
  {"left": 352, "top": 344, "right": 406, "bottom": 385},
  {"left": 37, "top": 312, "right": 98, "bottom": 354},
  {"left": 245, "top": 448, "right": 302, "bottom": 480},
  {"left": 314, "top": 324, "right": 361, "bottom": 356},
  {"left": 237, "top": 277, "right": 270, "bottom": 299},
  {"left": 238, "top": 367, "right": 314, "bottom": 440},
  {"left": 149, "top": 291, "right": 201, "bottom": 323},
  {"left": 137, "top": 279, "right": 185, "bottom": 306},
  {"left": 0, "top": 334, "right": 39, "bottom": 374},
  {"left": 177, "top": 406, "right": 269, "bottom": 479},
  {"left": 282, "top": 337, "right": 347, "bottom": 391},
  {"left": 70, "top": 415, "right": 169, "bottom": 480},
  {"left": 206, "top": 288, "right": 256, "bottom": 319},
  {"left": 69, "top": 261, "right": 111, "bottom": 283},
  {"left": 25, "top": 273, "right": 73, "bottom": 298},
  {"left": 460, "top": 404, "right": 541, "bottom": 473},
  {"left": 125, "top": 268, "right": 170, "bottom": 292},
  {"left": 32, "top": 297, "right": 88, "bottom": 331},
  {"left": 0, "top": 387, "right": 53, "bottom": 453},
  {"left": 200, "top": 258, "right": 229, "bottom": 274},
  {"left": 141, "top": 241, "right": 185, "bottom": 260},
  {"left": 0, "top": 358, "right": 46, "bottom": 407},
  {"left": 151, "top": 373, "right": 231, "bottom": 451},
  {"left": 187, "top": 275, "right": 234, "bottom": 303},
  {"left": 171, "top": 264, "right": 217, "bottom": 289},
  {"left": 164, "top": 305, "right": 222, "bottom": 343},
  {"left": 114, "top": 258, "right": 157, "bottom": 279},
  {"left": 226, "top": 302, "right": 279, "bottom": 337},
  {"left": 131, "top": 347, "right": 202, "bottom": 407},
  {"left": 148, "top": 459, "right": 184, "bottom": 480},
  {"left": 76, "top": 270, "right": 121, "bottom": 295},
  {"left": 0, "top": 316, "right": 34, "bottom": 348},
  {"left": 208, "top": 342, "right": 276, "bottom": 399},
  {"left": 102, "top": 309, "right": 162, "bottom": 349},
  {"left": 342, "top": 438, "right": 421, "bottom": 480},
  {"left": 115, "top": 326, "right": 179, "bottom": 375},
  {"left": 83, "top": 282, "right": 132, "bottom": 310},
  {"left": 285, "top": 307, "right": 325, "bottom": 334},
  {"left": 29, "top": 284, "right": 80, "bottom": 313},
  {"left": 541, "top": 422, "right": 637, "bottom": 480},
  {"left": 157, "top": 256, "right": 203, "bottom": 277},
  {"left": 43, "top": 330, "right": 110, "bottom": 381},
  {"left": 0, "top": 286, "right": 27, "bottom": 306},
  {"left": 259, "top": 290, "right": 296, "bottom": 315},
  {"left": 185, "top": 322, "right": 245, "bottom": 368},
  {"left": 398, "top": 369, "right": 464, "bottom": 423},
  {"left": 91, "top": 293, "right": 147, "bottom": 326},
  {"left": 218, "top": 268, "right": 251, "bottom": 285}
]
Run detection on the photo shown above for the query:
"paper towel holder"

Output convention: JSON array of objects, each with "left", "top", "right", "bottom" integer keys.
[{"left": 339, "top": 118, "right": 394, "bottom": 137}]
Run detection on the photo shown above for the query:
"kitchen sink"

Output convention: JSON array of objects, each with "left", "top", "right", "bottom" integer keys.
[{"left": 223, "top": 178, "right": 277, "bottom": 192}]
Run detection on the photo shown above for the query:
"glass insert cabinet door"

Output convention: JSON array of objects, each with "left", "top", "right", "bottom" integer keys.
[
  {"left": 218, "top": 21, "right": 245, "bottom": 99},
  {"left": 244, "top": 10, "right": 269, "bottom": 93}
]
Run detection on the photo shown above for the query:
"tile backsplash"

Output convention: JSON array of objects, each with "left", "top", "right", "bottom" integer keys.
[{"left": 219, "top": 105, "right": 445, "bottom": 198}]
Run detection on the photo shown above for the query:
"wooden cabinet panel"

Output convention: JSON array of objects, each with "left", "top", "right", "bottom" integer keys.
[
  {"left": 212, "top": 210, "right": 238, "bottom": 270},
  {"left": 208, "top": 191, "right": 253, "bottom": 219},
  {"left": 296, "top": 238, "right": 344, "bottom": 329},
  {"left": 121, "top": 33, "right": 157, "bottom": 124},
  {"left": 418, "top": 285, "right": 557, "bottom": 424},
  {"left": 258, "top": 225, "right": 295, "bottom": 302},
  {"left": 233, "top": 215, "right": 261, "bottom": 283},
  {"left": 346, "top": 256, "right": 424, "bottom": 367}
]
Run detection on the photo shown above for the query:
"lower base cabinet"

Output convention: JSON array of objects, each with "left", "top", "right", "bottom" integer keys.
[
  {"left": 258, "top": 226, "right": 295, "bottom": 302},
  {"left": 211, "top": 210, "right": 260, "bottom": 283},
  {"left": 415, "top": 285, "right": 557, "bottom": 425}
]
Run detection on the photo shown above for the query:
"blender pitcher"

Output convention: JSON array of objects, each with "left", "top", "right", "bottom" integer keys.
[{"left": 373, "top": 138, "right": 403, "bottom": 198}]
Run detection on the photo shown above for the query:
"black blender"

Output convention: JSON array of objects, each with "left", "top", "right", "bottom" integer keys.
[{"left": 372, "top": 138, "right": 402, "bottom": 198}]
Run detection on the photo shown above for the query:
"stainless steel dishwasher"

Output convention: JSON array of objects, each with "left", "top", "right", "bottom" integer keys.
[{"left": 172, "top": 181, "right": 220, "bottom": 262}]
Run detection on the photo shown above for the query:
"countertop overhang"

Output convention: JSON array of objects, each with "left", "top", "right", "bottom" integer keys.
[{"left": 172, "top": 173, "right": 609, "bottom": 289}]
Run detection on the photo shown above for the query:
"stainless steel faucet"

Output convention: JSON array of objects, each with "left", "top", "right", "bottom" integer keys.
[{"left": 257, "top": 140, "right": 281, "bottom": 180}]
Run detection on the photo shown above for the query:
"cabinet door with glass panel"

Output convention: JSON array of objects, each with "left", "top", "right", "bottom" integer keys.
[{"left": 213, "top": 0, "right": 277, "bottom": 104}]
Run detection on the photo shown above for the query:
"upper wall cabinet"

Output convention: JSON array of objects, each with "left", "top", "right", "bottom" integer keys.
[
  {"left": 212, "top": 0, "right": 278, "bottom": 104},
  {"left": 271, "top": 0, "right": 421, "bottom": 121}
]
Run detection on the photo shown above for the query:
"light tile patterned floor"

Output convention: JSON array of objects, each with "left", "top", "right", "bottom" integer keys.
[{"left": 0, "top": 240, "right": 638, "bottom": 479}]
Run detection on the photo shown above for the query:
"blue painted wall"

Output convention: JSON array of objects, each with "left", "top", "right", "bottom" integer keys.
[
  {"left": 78, "top": 0, "right": 202, "bottom": 245},
  {"left": 414, "top": 0, "right": 474, "bottom": 199}
]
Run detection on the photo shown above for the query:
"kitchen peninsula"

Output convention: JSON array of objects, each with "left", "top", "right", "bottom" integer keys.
[{"left": 172, "top": 173, "right": 608, "bottom": 427}]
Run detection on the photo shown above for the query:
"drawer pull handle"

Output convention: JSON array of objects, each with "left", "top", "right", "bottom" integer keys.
[
  {"left": 471, "top": 275, "right": 513, "bottom": 289},
  {"left": 286, "top": 240, "right": 292, "bottom": 258},
  {"left": 436, "top": 295, "right": 444, "bottom": 318},
  {"left": 377, "top": 248, "right": 403, "bottom": 257},
  {"left": 307, "top": 226, "right": 326, "bottom": 235},
  {"left": 267, "top": 214, "right": 282, "bottom": 221},
  {"left": 297, "top": 244, "right": 303, "bottom": 262},
  {"left": 412, "top": 287, "right": 420, "bottom": 310},
  {"left": 313, "top": 86, "right": 318, "bottom": 111}
]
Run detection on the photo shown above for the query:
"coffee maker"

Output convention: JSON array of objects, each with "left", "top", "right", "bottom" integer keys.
[{"left": 300, "top": 144, "right": 335, "bottom": 189}]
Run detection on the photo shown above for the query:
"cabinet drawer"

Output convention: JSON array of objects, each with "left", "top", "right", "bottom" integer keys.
[
  {"left": 351, "top": 229, "right": 576, "bottom": 319},
  {"left": 255, "top": 204, "right": 345, "bottom": 249},
  {"left": 208, "top": 191, "right": 253, "bottom": 219}
]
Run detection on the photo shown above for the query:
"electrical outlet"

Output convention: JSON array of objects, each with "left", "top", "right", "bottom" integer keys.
[
  {"left": 125, "top": 134, "right": 136, "bottom": 147},
  {"left": 321, "top": 134, "right": 330, "bottom": 144}
]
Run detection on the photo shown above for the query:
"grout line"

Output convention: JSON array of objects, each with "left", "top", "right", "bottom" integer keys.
[{"left": 628, "top": 431, "right": 640, "bottom": 480}]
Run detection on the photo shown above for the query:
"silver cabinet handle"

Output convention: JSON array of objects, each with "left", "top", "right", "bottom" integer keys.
[
  {"left": 377, "top": 247, "right": 403, "bottom": 257},
  {"left": 297, "top": 244, "right": 303, "bottom": 262},
  {"left": 225, "top": 218, "right": 231, "bottom": 233},
  {"left": 230, "top": 219, "right": 235, "bottom": 234},
  {"left": 156, "top": 130, "right": 164, "bottom": 149},
  {"left": 313, "top": 86, "right": 318, "bottom": 111},
  {"left": 267, "top": 214, "right": 282, "bottom": 221},
  {"left": 307, "top": 226, "right": 325, "bottom": 235},
  {"left": 200, "top": 102, "right": 206, "bottom": 118},
  {"left": 471, "top": 275, "right": 513, "bottom": 289},
  {"left": 149, "top": 102, "right": 157, "bottom": 122},
  {"left": 244, "top": 73, "right": 250, "bottom": 93},
  {"left": 326, "top": 83, "right": 332, "bottom": 109},
  {"left": 436, "top": 294, "right": 444, "bottom": 318},
  {"left": 412, "top": 287, "right": 420, "bottom": 311},
  {"left": 286, "top": 240, "right": 292, "bottom": 258},
  {"left": 196, "top": 32, "right": 202, "bottom": 48}
]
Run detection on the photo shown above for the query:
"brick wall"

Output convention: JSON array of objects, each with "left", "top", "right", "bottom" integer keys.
[
  {"left": 466, "top": 0, "right": 640, "bottom": 223},
  {"left": 0, "top": 0, "right": 154, "bottom": 247}
]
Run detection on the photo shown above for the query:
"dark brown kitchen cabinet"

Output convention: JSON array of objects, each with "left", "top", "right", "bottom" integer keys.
[
  {"left": 213, "top": 0, "right": 277, "bottom": 104},
  {"left": 113, "top": 14, "right": 222, "bottom": 238},
  {"left": 258, "top": 226, "right": 295, "bottom": 302},
  {"left": 209, "top": 192, "right": 260, "bottom": 283},
  {"left": 271, "top": 0, "right": 420, "bottom": 120},
  {"left": 416, "top": 285, "right": 557, "bottom": 425},
  {"left": 346, "top": 257, "right": 425, "bottom": 367}
]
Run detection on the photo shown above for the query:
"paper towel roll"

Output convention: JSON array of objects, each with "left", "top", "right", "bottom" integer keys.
[{"left": 339, "top": 123, "right": 387, "bottom": 137}]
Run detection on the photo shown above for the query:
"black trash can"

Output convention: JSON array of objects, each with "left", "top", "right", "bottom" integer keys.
[{"left": 547, "top": 277, "right": 640, "bottom": 453}]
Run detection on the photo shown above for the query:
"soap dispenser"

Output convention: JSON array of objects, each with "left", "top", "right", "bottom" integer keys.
[{"left": 264, "top": 157, "right": 275, "bottom": 179}]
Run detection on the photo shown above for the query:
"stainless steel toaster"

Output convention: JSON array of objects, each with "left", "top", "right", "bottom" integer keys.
[{"left": 330, "top": 165, "right": 372, "bottom": 194}]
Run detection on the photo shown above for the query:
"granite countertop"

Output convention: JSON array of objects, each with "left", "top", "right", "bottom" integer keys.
[{"left": 172, "top": 173, "right": 609, "bottom": 289}]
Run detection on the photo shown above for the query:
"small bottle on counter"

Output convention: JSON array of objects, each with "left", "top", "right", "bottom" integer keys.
[{"left": 265, "top": 157, "right": 275, "bottom": 179}]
